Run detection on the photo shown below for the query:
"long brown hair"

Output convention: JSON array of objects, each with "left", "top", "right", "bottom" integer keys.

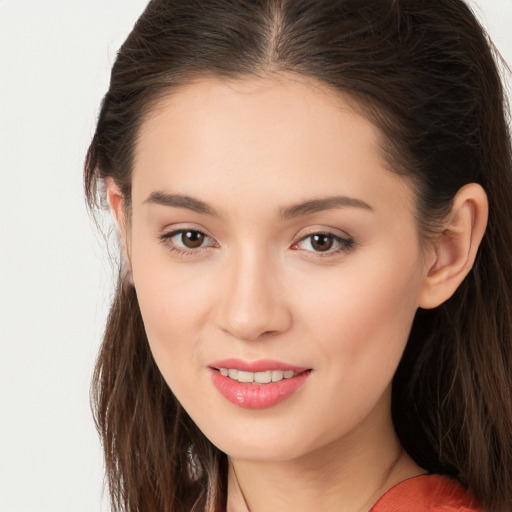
[{"left": 85, "top": 1, "right": 512, "bottom": 511}]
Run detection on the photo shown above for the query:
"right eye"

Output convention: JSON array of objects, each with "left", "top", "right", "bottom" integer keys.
[{"left": 159, "top": 229, "right": 217, "bottom": 254}]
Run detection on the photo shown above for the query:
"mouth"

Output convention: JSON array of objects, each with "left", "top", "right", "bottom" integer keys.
[
  {"left": 216, "top": 368, "right": 299, "bottom": 384},
  {"left": 208, "top": 359, "right": 312, "bottom": 409}
]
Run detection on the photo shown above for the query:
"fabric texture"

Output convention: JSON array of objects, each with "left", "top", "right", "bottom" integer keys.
[{"left": 370, "top": 474, "right": 483, "bottom": 512}]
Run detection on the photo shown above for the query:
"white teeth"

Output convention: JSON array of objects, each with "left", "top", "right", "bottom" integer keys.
[
  {"left": 271, "top": 370, "right": 284, "bottom": 382},
  {"left": 238, "top": 371, "right": 254, "bottom": 383},
  {"left": 254, "top": 370, "right": 272, "bottom": 384},
  {"left": 219, "top": 368, "right": 298, "bottom": 383}
]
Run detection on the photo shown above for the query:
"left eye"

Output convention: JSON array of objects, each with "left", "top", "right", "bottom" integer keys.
[{"left": 294, "top": 233, "right": 353, "bottom": 253}]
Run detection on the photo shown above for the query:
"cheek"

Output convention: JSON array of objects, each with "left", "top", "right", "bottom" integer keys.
[
  {"left": 294, "top": 249, "right": 423, "bottom": 379},
  {"left": 277, "top": 254, "right": 423, "bottom": 444},
  {"left": 129, "top": 229, "right": 217, "bottom": 374},
  {"left": 134, "top": 273, "right": 214, "bottom": 352},
  {"left": 132, "top": 265, "right": 219, "bottom": 414}
]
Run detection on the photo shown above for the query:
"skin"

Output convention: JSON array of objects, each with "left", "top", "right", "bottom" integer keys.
[{"left": 108, "top": 74, "right": 488, "bottom": 512}]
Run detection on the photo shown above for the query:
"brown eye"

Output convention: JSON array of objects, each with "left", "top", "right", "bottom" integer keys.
[
  {"left": 310, "top": 234, "right": 334, "bottom": 252},
  {"left": 181, "top": 231, "right": 205, "bottom": 248},
  {"left": 294, "top": 231, "right": 354, "bottom": 255},
  {"left": 160, "top": 229, "right": 215, "bottom": 253}
]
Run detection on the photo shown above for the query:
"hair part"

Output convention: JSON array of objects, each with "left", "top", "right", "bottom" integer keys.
[{"left": 86, "top": 1, "right": 512, "bottom": 511}]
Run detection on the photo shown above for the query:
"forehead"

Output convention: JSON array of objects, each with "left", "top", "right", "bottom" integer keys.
[{"left": 131, "top": 74, "right": 414, "bottom": 217}]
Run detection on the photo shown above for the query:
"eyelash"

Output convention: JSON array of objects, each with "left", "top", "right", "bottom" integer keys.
[
  {"left": 292, "top": 232, "right": 355, "bottom": 257},
  {"left": 159, "top": 229, "right": 355, "bottom": 257},
  {"left": 159, "top": 229, "right": 217, "bottom": 256}
]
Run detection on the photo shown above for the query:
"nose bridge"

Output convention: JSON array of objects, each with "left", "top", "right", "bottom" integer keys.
[{"left": 217, "top": 242, "right": 290, "bottom": 340}]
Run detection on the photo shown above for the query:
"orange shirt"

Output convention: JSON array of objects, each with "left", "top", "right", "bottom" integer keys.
[{"left": 370, "top": 474, "right": 483, "bottom": 512}]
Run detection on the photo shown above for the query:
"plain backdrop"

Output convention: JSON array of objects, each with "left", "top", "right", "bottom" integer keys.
[{"left": 0, "top": 1, "right": 510, "bottom": 511}]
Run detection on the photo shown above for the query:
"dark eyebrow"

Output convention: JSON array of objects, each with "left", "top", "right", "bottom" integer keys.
[
  {"left": 144, "top": 192, "right": 372, "bottom": 219},
  {"left": 144, "top": 191, "right": 220, "bottom": 217},
  {"left": 281, "top": 196, "right": 373, "bottom": 219}
]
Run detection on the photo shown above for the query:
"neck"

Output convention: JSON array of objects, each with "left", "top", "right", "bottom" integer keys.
[{"left": 226, "top": 394, "right": 424, "bottom": 512}]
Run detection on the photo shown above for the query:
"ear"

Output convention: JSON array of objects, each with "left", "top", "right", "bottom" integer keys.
[
  {"left": 105, "top": 178, "right": 133, "bottom": 284},
  {"left": 418, "top": 183, "right": 488, "bottom": 309}
]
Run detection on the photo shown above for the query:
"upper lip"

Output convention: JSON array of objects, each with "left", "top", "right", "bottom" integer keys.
[{"left": 208, "top": 358, "right": 309, "bottom": 373}]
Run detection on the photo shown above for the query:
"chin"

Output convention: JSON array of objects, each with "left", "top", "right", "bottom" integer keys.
[
  {"left": 198, "top": 420, "right": 321, "bottom": 463},
  {"left": 219, "top": 440, "right": 304, "bottom": 462}
]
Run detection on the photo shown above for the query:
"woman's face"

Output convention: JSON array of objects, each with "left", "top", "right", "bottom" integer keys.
[{"left": 125, "top": 75, "right": 431, "bottom": 461}]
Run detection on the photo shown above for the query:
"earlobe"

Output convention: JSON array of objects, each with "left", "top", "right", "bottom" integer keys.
[
  {"left": 105, "top": 178, "right": 134, "bottom": 285},
  {"left": 418, "top": 183, "right": 488, "bottom": 309}
]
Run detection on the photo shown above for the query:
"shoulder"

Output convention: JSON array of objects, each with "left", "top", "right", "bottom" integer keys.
[{"left": 370, "top": 474, "right": 484, "bottom": 512}]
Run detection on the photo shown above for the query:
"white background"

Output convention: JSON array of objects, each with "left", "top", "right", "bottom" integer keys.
[{"left": 0, "top": 1, "right": 510, "bottom": 511}]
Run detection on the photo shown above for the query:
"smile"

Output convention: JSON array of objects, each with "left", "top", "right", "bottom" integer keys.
[
  {"left": 209, "top": 361, "right": 312, "bottom": 409},
  {"left": 218, "top": 368, "right": 298, "bottom": 384}
]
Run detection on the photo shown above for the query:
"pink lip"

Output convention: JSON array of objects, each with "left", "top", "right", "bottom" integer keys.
[
  {"left": 208, "top": 359, "right": 311, "bottom": 409},
  {"left": 209, "top": 358, "right": 308, "bottom": 373}
]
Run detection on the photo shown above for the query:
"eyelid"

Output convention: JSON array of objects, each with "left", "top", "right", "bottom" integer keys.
[
  {"left": 159, "top": 222, "right": 216, "bottom": 240},
  {"left": 159, "top": 226, "right": 219, "bottom": 255},
  {"left": 292, "top": 225, "right": 353, "bottom": 243},
  {"left": 157, "top": 224, "right": 354, "bottom": 257},
  {"left": 291, "top": 228, "right": 355, "bottom": 255}
]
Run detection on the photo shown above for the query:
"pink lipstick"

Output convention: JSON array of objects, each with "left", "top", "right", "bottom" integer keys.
[{"left": 209, "top": 359, "right": 311, "bottom": 409}]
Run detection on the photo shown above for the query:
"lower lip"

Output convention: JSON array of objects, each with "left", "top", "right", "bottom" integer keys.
[{"left": 209, "top": 369, "right": 311, "bottom": 409}]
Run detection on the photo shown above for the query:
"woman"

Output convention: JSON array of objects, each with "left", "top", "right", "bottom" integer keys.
[{"left": 85, "top": 0, "right": 512, "bottom": 511}]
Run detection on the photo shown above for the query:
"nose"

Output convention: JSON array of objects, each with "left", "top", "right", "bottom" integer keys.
[{"left": 215, "top": 248, "right": 292, "bottom": 341}]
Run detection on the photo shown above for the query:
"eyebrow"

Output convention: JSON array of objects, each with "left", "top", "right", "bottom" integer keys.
[
  {"left": 143, "top": 191, "right": 373, "bottom": 218},
  {"left": 280, "top": 196, "right": 373, "bottom": 219},
  {"left": 144, "top": 191, "right": 220, "bottom": 217}
]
